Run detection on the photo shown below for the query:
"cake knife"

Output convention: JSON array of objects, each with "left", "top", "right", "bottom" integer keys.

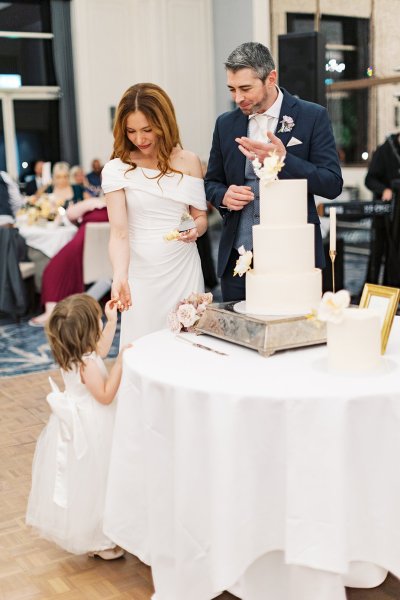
[{"left": 175, "top": 334, "right": 228, "bottom": 356}]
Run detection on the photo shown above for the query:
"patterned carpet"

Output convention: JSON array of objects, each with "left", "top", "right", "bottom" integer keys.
[
  {"left": 1, "top": 219, "right": 368, "bottom": 377},
  {"left": 0, "top": 317, "right": 120, "bottom": 377}
]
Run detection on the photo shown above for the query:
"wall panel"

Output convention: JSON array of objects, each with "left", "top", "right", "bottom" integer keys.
[{"left": 71, "top": 0, "right": 214, "bottom": 169}]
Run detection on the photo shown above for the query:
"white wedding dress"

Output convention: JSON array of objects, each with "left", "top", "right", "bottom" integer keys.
[{"left": 102, "top": 159, "right": 207, "bottom": 345}]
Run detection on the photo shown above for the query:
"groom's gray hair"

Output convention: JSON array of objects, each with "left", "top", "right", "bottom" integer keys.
[{"left": 225, "top": 42, "right": 275, "bottom": 82}]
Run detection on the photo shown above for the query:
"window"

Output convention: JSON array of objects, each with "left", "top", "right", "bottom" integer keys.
[
  {"left": 0, "top": 0, "right": 52, "bottom": 32},
  {"left": 14, "top": 100, "right": 59, "bottom": 173},
  {"left": 0, "top": 0, "right": 62, "bottom": 179},
  {"left": 287, "top": 14, "right": 370, "bottom": 165},
  {"left": 0, "top": 37, "right": 57, "bottom": 86}
]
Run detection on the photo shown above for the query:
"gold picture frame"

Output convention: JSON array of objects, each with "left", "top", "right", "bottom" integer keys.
[{"left": 359, "top": 284, "right": 400, "bottom": 354}]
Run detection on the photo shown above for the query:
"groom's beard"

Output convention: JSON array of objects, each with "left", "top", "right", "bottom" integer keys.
[
  {"left": 239, "top": 100, "right": 267, "bottom": 116},
  {"left": 238, "top": 88, "right": 272, "bottom": 116}
]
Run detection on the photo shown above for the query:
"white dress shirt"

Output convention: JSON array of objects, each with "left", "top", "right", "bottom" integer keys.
[{"left": 248, "top": 87, "right": 283, "bottom": 142}]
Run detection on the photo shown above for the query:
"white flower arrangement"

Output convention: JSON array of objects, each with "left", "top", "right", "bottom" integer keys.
[
  {"left": 168, "top": 292, "right": 213, "bottom": 333},
  {"left": 317, "top": 290, "right": 351, "bottom": 324},
  {"left": 233, "top": 245, "right": 253, "bottom": 277},
  {"left": 17, "top": 193, "right": 65, "bottom": 225},
  {"left": 277, "top": 115, "right": 295, "bottom": 133},
  {"left": 252, "top": 150, "right": 285, "bottom": 183}
]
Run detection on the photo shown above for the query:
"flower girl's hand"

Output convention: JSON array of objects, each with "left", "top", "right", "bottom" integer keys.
[
  {"left": 105, "top": 299, "right": 118, "bottom": 323},
  {"left": 111, "top": 279, "right": 132, "bottom": 311},
  {"left": 116, "top": 343, "right": 133, "bottom": 363},
  {"left": 121, "top": 344, "right": 133, "bottom": 353},
  {"left": 179, "top": 227, "right": 199, "bottom": 243}
]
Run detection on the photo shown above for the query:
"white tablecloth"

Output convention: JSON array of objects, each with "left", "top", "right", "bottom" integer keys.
[
  {"left": 104, "top": 317, "right": 400, "bottom": 600},
  {"left": 18, "top": 223, "right": 77, "bottom": 258}
]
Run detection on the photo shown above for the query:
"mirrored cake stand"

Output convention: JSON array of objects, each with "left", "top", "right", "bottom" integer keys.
[{"left": 196, "top": 301, "right": 327, "bottom": 357}]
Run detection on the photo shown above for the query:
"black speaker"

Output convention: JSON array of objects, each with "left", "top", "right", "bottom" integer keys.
[{"left": 278, "top": 32, "right": 326, "bottom": 107}]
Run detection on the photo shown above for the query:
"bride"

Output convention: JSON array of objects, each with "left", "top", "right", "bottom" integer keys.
[{"left": 102, "top": 83, "right": 208, "bottom": 345}]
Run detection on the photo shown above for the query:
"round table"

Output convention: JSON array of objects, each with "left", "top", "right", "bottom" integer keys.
[
  {"left": 104, "top": 318, "right": 400, "bottom": 600},
  {"left": 18, "top": 222, "right": 78, "bottom": 291},
  {"left": 18, "top": 222, "right": 77, "bottom": 258}
]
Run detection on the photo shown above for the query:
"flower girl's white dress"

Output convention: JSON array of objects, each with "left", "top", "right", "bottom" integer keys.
[{"left": 26, "top": 353, "right": 117, "bottom": 554}]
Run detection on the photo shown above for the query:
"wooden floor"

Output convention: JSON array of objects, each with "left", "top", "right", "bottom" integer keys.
[{"left": 0, "top": 369, "right": 398, "bottom": 600}]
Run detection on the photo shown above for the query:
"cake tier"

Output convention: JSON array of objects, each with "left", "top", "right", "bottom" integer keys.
[
  {"left": 246, "top": 269, "right": 321, "bottom": 315},
  {"left": 252, "top": 223, "right": 315, "bottom": 273},
  {"left": 260, "top": 179, "right": 307, "bottom": 227},
  {"left": 327, "top": 308, "right": 381, "bottom": 372}
]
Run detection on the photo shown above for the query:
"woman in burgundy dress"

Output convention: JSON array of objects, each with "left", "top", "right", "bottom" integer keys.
[{"left": 29, "top": 197, "right": 108, "bottom": 325}]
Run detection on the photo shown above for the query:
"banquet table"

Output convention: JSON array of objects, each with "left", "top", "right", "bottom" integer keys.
[
  {"left": 18, "top": 222, "right": 77, "bottom": 258},
  {"left": 104, "top": 316, "right": 400, "bottom": 600}
]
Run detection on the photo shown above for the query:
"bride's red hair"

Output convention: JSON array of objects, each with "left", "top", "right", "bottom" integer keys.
[{"left": 111, "top": 83, "right": 182, "bottom": 179}]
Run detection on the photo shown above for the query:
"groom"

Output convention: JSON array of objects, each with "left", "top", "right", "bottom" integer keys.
[{"left": 204, "top": 42, "right": 343, "bottom": 302}]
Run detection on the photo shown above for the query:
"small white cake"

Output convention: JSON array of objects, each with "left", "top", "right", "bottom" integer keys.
[{"left": 327, "top": 308, "right": 381, "bottom": 372}]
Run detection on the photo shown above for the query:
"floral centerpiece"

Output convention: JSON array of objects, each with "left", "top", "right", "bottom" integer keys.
[
  {"left": 17, "top": 193, "right": 65, "bottom": 225},
  {"left": 168, "top": 292, "right": 213, "bottom": 333}
]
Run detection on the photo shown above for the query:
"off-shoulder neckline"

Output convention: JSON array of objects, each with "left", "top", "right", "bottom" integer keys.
[{"left": 113, "top": 159, "right": 204, "bottom": 182}]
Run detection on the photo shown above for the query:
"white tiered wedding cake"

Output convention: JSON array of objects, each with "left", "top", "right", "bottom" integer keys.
[{"left": 245, "top": 177, "right": 322, "bottom": 315}]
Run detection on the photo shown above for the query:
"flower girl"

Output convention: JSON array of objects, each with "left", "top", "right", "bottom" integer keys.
[{"left": 26, "top": 293, "right": 131, "bottom": 559}]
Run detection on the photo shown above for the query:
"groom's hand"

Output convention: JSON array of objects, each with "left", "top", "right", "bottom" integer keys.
[
  {"left": 222, "top": 185, "right": 254, "bottom": 211},
  {"left": 235, "top": 131, "right": 287, "bottom": 163}
]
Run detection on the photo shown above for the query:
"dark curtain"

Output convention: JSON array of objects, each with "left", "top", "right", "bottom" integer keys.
[{"left": 50, "top": 0, "right": 80, "bottom": 165}]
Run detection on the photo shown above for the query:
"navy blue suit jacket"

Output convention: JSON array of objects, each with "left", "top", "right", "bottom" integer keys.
[{"left": 204, "top": 88, "right": 343, "bottom": 278}]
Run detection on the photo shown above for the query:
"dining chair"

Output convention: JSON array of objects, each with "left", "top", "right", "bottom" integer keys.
[
  {"left": 0, "top": 227, "right": 32, "bottom": 318},
  {"left": 83, "top": 222, "right": 113, "bottom": 285}
]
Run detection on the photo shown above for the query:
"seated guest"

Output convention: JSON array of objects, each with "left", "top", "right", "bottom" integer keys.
[
  {"left": 24, "top": 160, "right": 45, "bottom": 196},
  {"left": 32, "top": 161, "right": 89, "bottom": 205},
  {"left": 29, "top": 196, "right": 108, "bottom": 326},
  {"left": 86, "top": 158, "right": 103, "bottom": 195},
  {"left": 0, "top": 170, "right": 25, "bottom": 227},
  {"left": 70, "top": 165, "right": 99, "bottom": 197}
]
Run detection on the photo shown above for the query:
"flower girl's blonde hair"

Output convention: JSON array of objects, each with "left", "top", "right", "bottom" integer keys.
[{"left": 46, "top": 294, "right": 102, "bottom": 371}]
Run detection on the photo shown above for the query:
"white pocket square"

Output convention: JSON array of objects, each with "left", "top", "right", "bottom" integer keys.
[{"left": 287, "top": 137, "right": 303, "bottom": 147}]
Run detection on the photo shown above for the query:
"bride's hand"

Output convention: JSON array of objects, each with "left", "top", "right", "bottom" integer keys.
[
  {"left": 179, "top": 227, "right": 199, "bottom": 243},
  {"left": 111, "top": 279, "right": 132, "bottom": 311}
]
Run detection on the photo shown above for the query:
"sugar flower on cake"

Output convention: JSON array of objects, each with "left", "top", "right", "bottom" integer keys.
[
  {"left": 233, "top": 245, "right": 253, "bottom": 277},
  {"left": 277, "top": 115, "right": 295, "bottom": 133},
  {"left": 168, "top": 291, "right": 213, "bottom": 333},
  {"left": 317, "top": 289, "right": 351, "bottom": 323},
  {"left": 252, "top": 150, "right": 285, "bottom": 183}
]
